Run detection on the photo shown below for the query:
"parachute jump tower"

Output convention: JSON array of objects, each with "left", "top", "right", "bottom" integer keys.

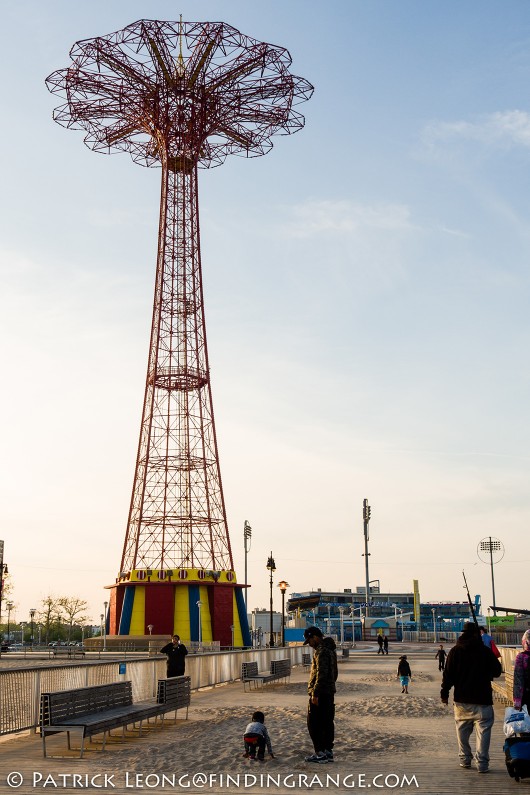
[{"left": 46, "top": 19, "right": 312, "bottom": 647}]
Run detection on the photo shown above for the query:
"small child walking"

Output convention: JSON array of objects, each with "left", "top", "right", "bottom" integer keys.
[
  {"left": 243, "top": 711, "right": 275, "bottom": 762},
  {"left": 397, "top": 655, "right": 412, "bottom": 694}
]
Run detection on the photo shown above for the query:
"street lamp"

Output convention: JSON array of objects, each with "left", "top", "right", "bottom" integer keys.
[
  {"left": 362, "top": 498, "right": 371, "bottom": 619},
  {"left": 29, "top": 608, "right": 36, "bottom": 647},
  {"left": 147, "top": 624, "right": 154, "bottom": 635},
  {"left": 196, "top": 600, "right": 203, "bottom": 649},
  {"left": 338, "top": 606, "right": 344, "bottom": 647},
  {"left": 326, "top": 604, "right": 331, "bottom": 636},
  {"left": 20, "top": 621, "right": 26, "bottom": 645},
  {"left": 103, "top": 601, "right": 108, "bottom": 652},
  {"left": 243, "top": 520, "right": 252, "bottom": 611},
  {"left": 6, "top": 601, "right": 14, "bottom": 645},
  {"left": 266, "top": 553, "right": 276, "bottom": 647},
  {"left": 278, "top": 580, "right": 290, "bottom": 647},
  {"left": 431, "top": 608, "right": 436, "bottom": 643},
  {"left": 230, "top": 624, "right": 235, "bottom": 648}
]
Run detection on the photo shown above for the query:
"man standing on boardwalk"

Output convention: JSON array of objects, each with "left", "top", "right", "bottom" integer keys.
[
  {"left": 440, "top": 621, "right": 501, "bottom": 773},
  {"left": 303, "top": 626, "right": 338, "bottom": 764},
  {"left": 160, "top": 634, "right": 188, "bottom": 678}
]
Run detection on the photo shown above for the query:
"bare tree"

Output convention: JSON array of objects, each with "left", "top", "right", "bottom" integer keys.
[
  {"left": 58, "top": 597, "right": 90, "bottom": 642},
  {"left": 37, "top": 596, "right": 63, "bottom": 644}
]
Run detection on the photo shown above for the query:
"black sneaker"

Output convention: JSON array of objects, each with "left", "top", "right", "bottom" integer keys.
[
  {"left": 305, "top": 752, "right": 328, "bottom": 764},
  {"left": 325, "top": 750, "right": 334, "bottom": 762}
]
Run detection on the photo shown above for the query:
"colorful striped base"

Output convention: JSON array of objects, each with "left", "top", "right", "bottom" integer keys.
[{"left": 106, "top": 572, "right": 250, "bottom": 647}]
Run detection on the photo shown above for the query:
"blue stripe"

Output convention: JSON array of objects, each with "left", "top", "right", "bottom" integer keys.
[
  {"left": 235, "top": 588, "right": 251, "bottom": 647},
  {"left": 188, "top": 585, "right": 200, "bottom": 642},
  {"left": 119, "top": 586, "right": 135, "bottom": 635}
]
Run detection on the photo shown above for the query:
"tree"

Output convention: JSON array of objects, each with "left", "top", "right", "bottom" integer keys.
[
  {"left": 58, "top": 597, "right": 90, "bottom": 642},
  {"left": 37, "top": 596, "right": 63, "bottom": 644}
]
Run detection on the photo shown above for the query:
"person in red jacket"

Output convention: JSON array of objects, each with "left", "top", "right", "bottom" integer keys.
[{"left": 441, "top": 622, "right": 501, "bottom": 773}]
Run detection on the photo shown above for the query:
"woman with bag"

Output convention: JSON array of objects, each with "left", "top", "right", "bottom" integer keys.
[{"left": 513, "top": 629, "right": 530, "bottom": 711}]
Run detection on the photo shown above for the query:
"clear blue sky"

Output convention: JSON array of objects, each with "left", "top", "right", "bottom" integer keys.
[{"left": 1, "top": 0, "right": 530, "bottom": 626}]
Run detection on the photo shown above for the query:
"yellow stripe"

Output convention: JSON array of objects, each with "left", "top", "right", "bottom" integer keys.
[
  {"left": 129, "top": 587, "right": 145, "bottom": 634},
  {"left": 174, "top": 586, "right": 191, "bottom": 644}
]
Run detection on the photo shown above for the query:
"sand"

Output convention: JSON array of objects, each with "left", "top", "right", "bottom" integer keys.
[{"left": 0, "top": 644, "right": 519, "bottom": 794}]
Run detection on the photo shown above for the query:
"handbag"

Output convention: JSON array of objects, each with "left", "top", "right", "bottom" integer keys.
[{"left": 504, "top": 705, "right": 530, "bottom": 737}]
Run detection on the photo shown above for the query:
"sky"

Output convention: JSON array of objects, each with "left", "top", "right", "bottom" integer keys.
[{"left": 1, "top": 0, "right": 530, "bottom": 628}]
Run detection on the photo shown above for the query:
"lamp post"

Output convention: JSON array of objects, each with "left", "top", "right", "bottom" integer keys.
[
  {"left": 6, "top": 601, "right": 14, "bottom": 645},
  {"left": 266, "top": 553, "right": 276, "bottom": 647},
  {"left": 230, "top": 624, "right": 235, "bottom": 648},
  {"left": 431, "top": 608, "right": 436, "bottom": 643},
  {"left": 29, "top": 608, "right": 36, "bottom": 647},
  {"left": 103, "top": 601, "right": 108, "bottom": 652},
  {"left": 100, "top": 613, "right": 104, "bottom": 643},
  {"left": 20, "top": 621, "right": 26, "bottom": 645},
  {"left": 147, "top": 624, "right": 154, "bottom": 636},
  {"left": 196, "top": 600, "right": 203, "bottom": 650},
  {"left": 326, "top": 604, "right": 331, "bottom": 636},
  {"left": 243, "top": 520, "right": 252, "bottom": 611},
  {"left": 477, "top": 536, "right": 504, "bottom": 617},
  {"left": 338, "top": 606, "right": 344, "bottom": 647},
  {"left": 362, "top": 499, "right": 371, "bottom": 620},
  {"left": 278, "top": 580, "right": 289, "bottom": 647}
]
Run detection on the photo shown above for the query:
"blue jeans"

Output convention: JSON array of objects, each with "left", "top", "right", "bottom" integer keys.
[{"left": 453, "top": 703, "right": 494, "bottom": 771}]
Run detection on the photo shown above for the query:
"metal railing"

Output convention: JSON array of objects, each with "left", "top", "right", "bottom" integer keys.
[{"left": 0, "top": 646, "right": 305, "bottom": 736}]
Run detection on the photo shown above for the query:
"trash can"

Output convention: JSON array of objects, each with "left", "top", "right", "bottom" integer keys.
[{"left": 342, "top": 648, "right": 349, "bottom": 658}]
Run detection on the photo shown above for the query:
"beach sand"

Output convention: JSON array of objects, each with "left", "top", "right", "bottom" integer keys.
[{"left": 0, "top": 644, "right": 519, "bottom": 794}]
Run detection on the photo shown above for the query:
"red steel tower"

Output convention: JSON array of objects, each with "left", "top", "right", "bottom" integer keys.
[{"left": 46, "top": 19, "right": 312, "bottom": 646}]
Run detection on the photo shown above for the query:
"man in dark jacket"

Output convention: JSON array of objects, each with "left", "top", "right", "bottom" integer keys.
[
  {"left": 303, "top": 626, "right": 338, "bottom": 764},
  {"left": 160, "top": 634, "right": 188, "bottom": 677},
  {"left": 441, "top": 621, "right": 502, "bottom": 773}
]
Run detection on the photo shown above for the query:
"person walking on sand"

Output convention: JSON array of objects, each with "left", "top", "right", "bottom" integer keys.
[
  {"left": 440, "top": 621, "right": 501, "bottom": 773},
  {"left": 383, "top": 635, "right": 389, "bottom": 655},
  {"left": 243, "top": 710, "right": 275, "bottom": 762},
  {"left": 377, "top": 633, "right": 384, "bottom": 654},
  {"left": 435, "top": 644, "right": 447, "bottom": 671},
  {"left": 397, "top": 655, "right": 412, "bottom": 693},
  {"left": 303, "top": 626, "right": 338, "bottom": 764},
  {"left": 160, "top": 634, "right": 188, "bottom": 677}
]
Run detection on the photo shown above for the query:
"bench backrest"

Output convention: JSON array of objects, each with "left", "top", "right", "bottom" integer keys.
[
  {"left": 40, "top": 682, "right": 133, "bottom": 727},
  {"left": 270, "top": 659, "right": 290, "bottom": 676},
  {"left": 241, "top": 662, "right": 259, "bottom": 679},
  {"left": 157, "top": 676, "right": 191, "bottom": 708}
]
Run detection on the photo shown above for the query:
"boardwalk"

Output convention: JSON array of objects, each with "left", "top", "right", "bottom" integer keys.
[{"left": 0, "top": 644, "right": 521, "bottom": 794}]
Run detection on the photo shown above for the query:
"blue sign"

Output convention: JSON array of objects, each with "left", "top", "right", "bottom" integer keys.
[{"left": 119, "top": 663, "right": 126, "bottom": 675}]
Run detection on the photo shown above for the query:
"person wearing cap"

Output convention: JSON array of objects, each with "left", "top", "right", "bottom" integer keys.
[
  {"left": 303, "top": 626, "right": 338, "bottom": 764},
  {"left": 440, "top": 621, "right": 501, "bottom": 773}
]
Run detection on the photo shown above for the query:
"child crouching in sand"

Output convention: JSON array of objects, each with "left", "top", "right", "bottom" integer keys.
[
  {"left": 397, "top": 655, "right": 412, "bottom": 694},
  {"left": 243, "top": 711, "right": 275, "bottom": 762}
]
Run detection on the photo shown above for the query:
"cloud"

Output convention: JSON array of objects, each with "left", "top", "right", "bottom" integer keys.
[
  {"left": 422, "top": 110, "right": 530, "bottom": 152},
  {"left": 281, "top": 199, "right": 414, "bottom": 238}
]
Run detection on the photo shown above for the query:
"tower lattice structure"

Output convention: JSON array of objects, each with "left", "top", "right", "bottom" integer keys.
[{"left": 46, "top": 19, "right": 312, "bottom": 646}]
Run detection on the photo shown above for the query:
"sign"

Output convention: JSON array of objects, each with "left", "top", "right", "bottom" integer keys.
[
  {"left": 119, "top": 663, "right": 127, "bottom": 675},
  {"left": 490, "top": 615, "right": 515, "bottom": 626}
]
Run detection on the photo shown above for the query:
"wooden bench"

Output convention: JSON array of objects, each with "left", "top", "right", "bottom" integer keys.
[
  {"left": 241, "top": 659, "right": 291, "bottom": 690},
  {"left": 157, "top": 675, "right": 191, "bottom": 722},
  {"left": 40, "top": 677, "right": 190, "bottom": 758},
  {"left": 51, "top": 646, "right": 85, "bottom": 658}
]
